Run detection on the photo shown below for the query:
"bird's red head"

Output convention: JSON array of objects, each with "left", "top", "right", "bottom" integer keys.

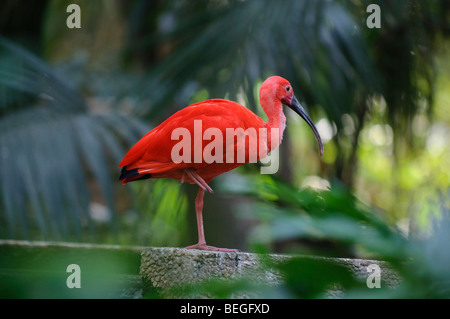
[
  {"left": 260, "top": 76, "right": 324, "bottom": 157},
  {"left": 260, "top": 76, "right": 293, "bottom": 104}
]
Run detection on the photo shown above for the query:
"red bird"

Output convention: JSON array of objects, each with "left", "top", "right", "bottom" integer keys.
[{"left": 119, "top": 76, "right": 323, "bottom": 252}]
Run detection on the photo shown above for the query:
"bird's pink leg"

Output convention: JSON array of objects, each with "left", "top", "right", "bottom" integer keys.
[
  {"left": 185, "top": 187, "right": 239, "bottom": 252},
  {"left": 180, "top": 170, "right": 185, "bottom": 184}
]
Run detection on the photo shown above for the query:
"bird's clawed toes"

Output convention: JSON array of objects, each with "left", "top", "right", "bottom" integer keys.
[{"left": 184, "top": 169, "right": 213, "bottom": 193}]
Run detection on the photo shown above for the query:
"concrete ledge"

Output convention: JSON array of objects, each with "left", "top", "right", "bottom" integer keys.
[
  {"left": 140, "top": 247, "right": 400, "bottom": 298},
  {"left": 0, "top": 240, "right": 399, "bottom": 298},
  {"left": 140, "top": 247, "right": 289, "bottom": 297}
]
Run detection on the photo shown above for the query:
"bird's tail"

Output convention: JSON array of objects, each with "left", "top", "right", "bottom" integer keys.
[{"left": 119, "top": 166, "right": 152, "bottom": 185}]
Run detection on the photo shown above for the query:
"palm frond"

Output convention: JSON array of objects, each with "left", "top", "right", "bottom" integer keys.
[
  {"left": 0, "top": 39, "right": 149, "bottom": 241},
  {"left": 0, "top": 37, "right": 86, "bottom": 113},
  {"left": 124, "top": 0, "right": 375, "bottom": 129}
]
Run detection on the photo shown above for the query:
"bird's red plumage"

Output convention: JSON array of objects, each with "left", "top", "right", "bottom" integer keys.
[{"left": 119, "top": 99, "right": 266, "bottom": 184}]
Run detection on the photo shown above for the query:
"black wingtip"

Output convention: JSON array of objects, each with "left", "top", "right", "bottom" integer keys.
[
  {"left": 120, "top": 166, "right": 139, "bottom": 181},
  {"left": 120, "top": 166, "right": 152, "bottom": 183}
]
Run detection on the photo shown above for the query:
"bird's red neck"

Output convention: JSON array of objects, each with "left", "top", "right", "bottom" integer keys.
[{"left": 261, "top": 98, "right": 286, "bottom": 152}]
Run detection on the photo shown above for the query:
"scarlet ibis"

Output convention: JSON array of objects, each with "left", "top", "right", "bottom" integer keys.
[{"left": 119, "top": 76, "right": 323, "bottom": 252}]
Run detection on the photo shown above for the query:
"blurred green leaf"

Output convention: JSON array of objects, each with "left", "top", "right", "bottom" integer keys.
[{"left": 277, "top": 256, "right": 358, "bottom": 298}]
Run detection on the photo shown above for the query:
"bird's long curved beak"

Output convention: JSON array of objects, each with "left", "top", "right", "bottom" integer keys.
[{"left": 286, "top": 95, "right": 324, "bottom": 157}]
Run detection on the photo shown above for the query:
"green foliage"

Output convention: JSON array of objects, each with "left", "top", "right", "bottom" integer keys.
[
  {"left": 0, "top": 37, "right": 149, "bottom": 241},
  {"left": 278, "top": 257, "right": 358, "bottom": 298},
  {"left": 217, "top": 172, "right": 408, "bottom": 259},
  {"left": 117, "top": 179, "right": 189, "bottom": 247},
  {"left": 0, "top": 243, "right": 142, "bottom": 298},
  {"left": 166, "top": 174, "right": 450, "bottom": 299},
  {"left": 125, "top": 0, "right": 376, "bottom": 126}
]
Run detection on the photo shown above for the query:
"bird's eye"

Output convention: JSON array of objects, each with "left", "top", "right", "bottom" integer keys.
[{"left": 285, "top": 86, "right": 291, "bottom": 92}]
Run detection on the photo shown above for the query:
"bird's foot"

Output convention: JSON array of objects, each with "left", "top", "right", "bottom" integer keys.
[
  {"left": 185, "top": 243, "right": 240, "bottom": 252},
  {"left": 184, "top": 169, "right": 213, "bottom": 193}
]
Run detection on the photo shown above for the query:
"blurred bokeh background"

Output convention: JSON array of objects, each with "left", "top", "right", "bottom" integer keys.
[{"left": 0, "top": 0, "right": 449, "bottom": 298}]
